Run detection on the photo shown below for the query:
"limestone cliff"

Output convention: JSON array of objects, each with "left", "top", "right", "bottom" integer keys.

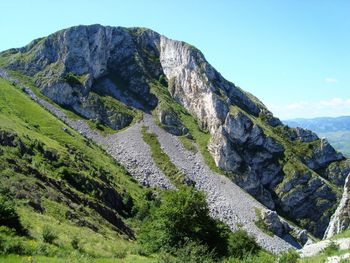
[
  {"left": 324, "top": 174, "right": 350, "bottom": 239},
  {"left": 0, "top": 24, "right": 349, "bottom": 238}
]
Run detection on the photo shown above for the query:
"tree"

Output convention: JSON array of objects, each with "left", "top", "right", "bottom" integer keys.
[{"left": 138, "top": 186, "right": 230, "bottom": 256}]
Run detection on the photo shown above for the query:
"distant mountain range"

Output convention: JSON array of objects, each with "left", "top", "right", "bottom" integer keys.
[{"left": 284, "top": 116, "right": 350, "bottom": 157}]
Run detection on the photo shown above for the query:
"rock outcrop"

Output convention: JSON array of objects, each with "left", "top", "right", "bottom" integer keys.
[
  {"left": 324, "top": 174, "right": 350, "bottom": 239},
  {"left": 1, "top": 24, "right": 349, "bottom": 238},
  {"left": 261, "top": 210, "right": 309, "bottom": 246}
]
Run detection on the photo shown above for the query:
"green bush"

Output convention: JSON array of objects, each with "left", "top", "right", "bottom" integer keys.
[
  {"left": 159, "top": 241, "right": 216, "bottom": 263},
  {"left": 138, "top": 186, "right": 257, "bottom": 259},
  {"left": 0, "top": 228, "right": 35, "bottom": 256},
  {"left": 0, "top": 195, "right": 26, "bottom": 235},
  {"left": 322, "top": 241, "right": 339, "bottom": 256},
  {"left": 1, "top": 238, "right": 27, "bottom": 255},
  {"left": 227, "top": 230, "right": 260, "bottom": 259},
  {"left": 35, "top": 242, "right": 58, "bottom": 257},
  {"left": 63, "top": 72, "right": 82, "bottom": 86},
  {"left": 225, "top": 250, "right": 276, "bottom": 263},
  {"left": 131, "top": 245, "right": 149, "bottom": 256},
  {"left": 114, "top": 249, "right": 127, "bottom": 259},
  {"left": 139, "top": 187, "right": 228, "bottom": 254},
  {"left": 71, "top": 236, "right": 80, "bottom": 250},
  {"left": 278, "top": 249, "right": 300, "bottom": 263},
  {"left": 42, "top": 226, "right": 57, "bottom": 244}
]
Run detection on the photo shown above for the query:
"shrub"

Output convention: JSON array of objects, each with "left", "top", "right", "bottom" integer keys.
[
  {"left": 63, "top": 72, "right": 82, "bottom": 86},
  {"left": 227, "top": 230, "right": 260, "bottom": 259},
  {"left": 35, "top": 242, "right": 58, "bottom": 257},
  {"left": 135, "top": 203, "right": 150, "bottom": 221},
  {"left": 138, "top": 186, "right": 230, "bottom": 256},
  {"left": 322, "top": 241, "right": 339, "bottom": 256},
  {"left": 225, "top": 250, "right": 276, "bottom": 263},
  {"left": 0, "top": 194, "right": 26, "bottom": 235},
  {"left": 121, "top": 193, "right": 134, "bottom": 217},
  {"left": 2, "top": 238, "right": 26, "bottom": 255},
  {"left": 71, "top": 236, "right": 80, "bottom": 250},
  {"left": 278, "top": 249, "right": 300, "bottom": 263},
  {"left": 172, "top": 241, "right": 216, "bottom": 263},
  {"left": 114, "top": 249, "right": 127, "bottom": 259},
  {"left": 42, "top": 226, "right": 57, "bottom": 244},
  {"left": 158, "top": 74, "right": 168, "bottom": 87},
  {"left": 0, "top": 230, "right": 35, "bottom": 256},
  {"left": 131, "top": 245, "right": 149, "bottom": 256}
]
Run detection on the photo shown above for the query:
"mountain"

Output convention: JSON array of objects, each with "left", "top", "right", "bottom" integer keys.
[
  {"left": 0, "top": 24, "right": 349, "bottom": 260},
  {"left": 285, "top": 116, "right": 350, "bottom": 157},
  {"left": 285, "top": 116, "right": 350, "bottom": 133}
]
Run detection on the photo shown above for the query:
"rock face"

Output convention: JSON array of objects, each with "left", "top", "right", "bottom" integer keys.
[
  {"left": 1, "top": 24, "right": 349, "bottom": 238},
  {"left": 157, "top": 108, "right": 189, "bottom": 136},
  {"left": 324, "top": 174, "right": 350, "bottom": 239},
  {"left": 261, "top": 210, "right": 309, "bottom": 246}
]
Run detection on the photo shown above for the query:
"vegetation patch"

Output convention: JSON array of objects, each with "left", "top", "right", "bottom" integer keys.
[
  {"left": 178, "top": 135, "right": 197, "bottom": 153},
  {"left": 141, "top": 125, "right": 185, "bottom": 187},
  {"left": 139, "top": 186, "right": 262, "bottom": 261},
  {"left": 254, "top": 208, "right": 274, "bottom": 237},
  {"left": 278, "top": 249, "right": 300, "bottom": 263},
  {"left": 63, "top": 72, "right": 88, "bottom": 86}
]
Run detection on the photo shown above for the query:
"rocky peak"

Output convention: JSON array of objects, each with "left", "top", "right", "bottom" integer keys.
[{"left": 1, "top": 24, "right": 349, "bottom": 238}]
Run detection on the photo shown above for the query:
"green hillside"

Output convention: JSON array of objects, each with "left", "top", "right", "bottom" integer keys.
[
  {"left": 0, "top": 77, "right": 158, "bottom": 262},
  {"left": 0, "top": 77, "right": 288, "bottom": 263}
]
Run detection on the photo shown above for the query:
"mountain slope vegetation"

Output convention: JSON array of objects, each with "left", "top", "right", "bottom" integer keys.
[
  {"left": 0, "top": 24, "right": 349, "bottom": 261},
  {"left": 0, "top": 77, "right": 282, "bottom": 263}
]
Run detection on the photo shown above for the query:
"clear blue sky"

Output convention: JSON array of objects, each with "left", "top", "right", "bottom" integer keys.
[{"left": 1, "top": 0, "right": 349, "bottom": 119}]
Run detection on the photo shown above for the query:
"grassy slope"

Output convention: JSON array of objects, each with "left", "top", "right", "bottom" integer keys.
[
  {"left": 4, "top": 69, "right": 143, "bottom": 135},
  {"left": 0, "top": 77, "right": 157, "bottom": 261},
  {"left": 0, "top": 254, "right": 156, "bottom": 263},
  {"left": 141, "top": 126, "right": 185, "bottom": 187}
]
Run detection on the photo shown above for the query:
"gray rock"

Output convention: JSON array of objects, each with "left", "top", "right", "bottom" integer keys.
[
  {"left": 2, "top": 24, "right": 349, "bottom": 239},
  {"left": 262, "top": 210, "right": 285, "bottom": 237},
  {"left": 295, "top": 229, "right": 309, "bottom": 246},
  {"left": 304, "top": 138, "right": 344, "bottom": 170},
  {"left": 295, "top": 127, "right": 319, "bottom": 142},
  {"left": 324, "top": 174, "right": 350, "bottom": 239},
  {"left": 158, "top": 108, "right": 188, "bottom": 136}
]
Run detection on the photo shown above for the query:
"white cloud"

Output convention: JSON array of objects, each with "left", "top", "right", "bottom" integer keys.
[
  {"left": 267, "top": 98, "right": 350, "bottom": 120},
  {"left": 325, "top": 77, "right": 337, "bottom": 83},
  {"left": 285, "top": 101, "right": 308, "bottom": 110}
]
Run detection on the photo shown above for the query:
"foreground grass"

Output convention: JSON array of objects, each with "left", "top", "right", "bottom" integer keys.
[
  {"left": 331, "top": 229, "right": 350, "bottom": 240},
  {"left": 0, "top": 254, "right": 157, "bottom": 263},
  {"left": 302, "top": 248, "right": 350, "bottom": 263}
]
